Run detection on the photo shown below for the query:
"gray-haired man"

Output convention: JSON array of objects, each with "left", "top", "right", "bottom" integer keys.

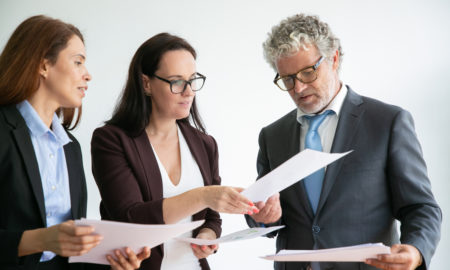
[{"left": 246, "top": 14, "right": 441, "bottom": 270}]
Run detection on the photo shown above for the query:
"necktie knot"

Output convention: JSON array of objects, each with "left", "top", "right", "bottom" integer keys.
[{"left": 304, "top": 110, "right": 333, "bottom": 132}]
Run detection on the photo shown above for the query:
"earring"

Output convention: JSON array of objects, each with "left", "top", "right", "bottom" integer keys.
[{"left": 145, "top": 92, "right": 152, "bottom": 97}]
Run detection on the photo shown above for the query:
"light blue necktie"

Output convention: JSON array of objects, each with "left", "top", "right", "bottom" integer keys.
[{"left": 303, "top": 110, "right": 333, "bottom": 214}]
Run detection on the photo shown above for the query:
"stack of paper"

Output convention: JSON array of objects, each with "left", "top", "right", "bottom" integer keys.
[{"left": 262, "top": 243, "right": 390, "bottom": 262}]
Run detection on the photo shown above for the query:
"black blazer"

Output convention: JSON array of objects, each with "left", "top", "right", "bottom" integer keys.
[
  {"left": 91, "top": 121, "right": 222, "bottom": 270},
  {"left": 0, "top": 105, "right": 87, "bottom": 270},
  {"left": 246, "top": 87, "right": 441, "bottom": 270}
]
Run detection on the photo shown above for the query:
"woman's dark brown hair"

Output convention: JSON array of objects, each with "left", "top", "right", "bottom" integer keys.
[
  {"left": 0, "top": 15, "right": 84, "bottom": 130},
  {"left": 107, "top": 32, "right": 205, "bottom": 136}
]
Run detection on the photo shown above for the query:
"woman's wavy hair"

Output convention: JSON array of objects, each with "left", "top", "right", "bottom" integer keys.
[{"left": 0, "top": 15, "right": 85, "bottom": 129}]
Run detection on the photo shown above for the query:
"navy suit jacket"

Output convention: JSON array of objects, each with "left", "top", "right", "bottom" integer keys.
[
  {"left": 246, "top": 87, "right": 441, "bottom": 270},
  {"left": 0, "top": 105, "right": 87, "bottom": 270}
]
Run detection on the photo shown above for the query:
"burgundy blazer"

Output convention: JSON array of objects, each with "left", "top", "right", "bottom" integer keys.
[{"left": 91, "top": 121, "right": 222, "bottom": 270}]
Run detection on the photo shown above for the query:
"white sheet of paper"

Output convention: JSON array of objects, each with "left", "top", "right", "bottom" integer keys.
[
  {"left": 69, "top": 219, "right": 204, "bottom": 265},
  {"left": 262, "top": 243, "right": 390, "bottom": 262},
  {"left": 241, "top": 149, "right": 351, "bottom": 203},
  {"left": 176, "top": 225, "right": 285, "bottom": 245}
]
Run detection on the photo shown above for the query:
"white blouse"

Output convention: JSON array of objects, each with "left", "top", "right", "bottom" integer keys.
[{"left": 152, "top": 126, "right": 204, "bottom": 270}]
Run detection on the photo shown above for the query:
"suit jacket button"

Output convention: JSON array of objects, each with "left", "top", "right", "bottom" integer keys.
[{"left": 312, "top": 225, "right": 320, "bottom": 234}]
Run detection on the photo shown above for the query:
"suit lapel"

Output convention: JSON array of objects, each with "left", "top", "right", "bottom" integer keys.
[
  {"left": 133, "top": 131, "right": 163, "bottom": 201},
  {"left": 316, "top": 87, "right": 364, "bottom": 214},
  {"left": 5, "top": 106, "right": 47, "bottom": 225},
  {"left": 64, "top": 142, "right": 83, "bottom": 219},
  {"left": 279, "top": 111, "right": 315, "bottom": 219}
]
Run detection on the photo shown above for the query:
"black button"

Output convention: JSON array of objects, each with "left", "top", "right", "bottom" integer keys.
[{"left": 312, "top": 225, "right": 320, "bottom": 234}]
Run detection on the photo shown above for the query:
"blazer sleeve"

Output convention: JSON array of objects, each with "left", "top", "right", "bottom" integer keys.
[
  {"left": 388, "top": 110, "right": 442, "bottom": 270},
  {"left": 244, "top": 127, "right": 282, "bottom": 237},
  {"left": 91, "top": 126, "right": 164, "bottom": 225},
  {"left": 193, "top": 135, "right": 222, "bottom": 238}
]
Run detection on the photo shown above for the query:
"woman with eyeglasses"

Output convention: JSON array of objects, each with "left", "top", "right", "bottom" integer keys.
[
  {"left": 90, "top": 33, "right": 259, "bottom": 270},
  {"left": 0, "top": 15, "right": 150, "bottom": 270}
]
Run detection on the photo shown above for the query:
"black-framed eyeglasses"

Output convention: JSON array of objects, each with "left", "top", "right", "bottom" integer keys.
[
  {"left": 273, "top": 56, "right": 324, "bottom": 91},
  {"left": 153, "top": 72, "right": 206, "bottom": 94}
]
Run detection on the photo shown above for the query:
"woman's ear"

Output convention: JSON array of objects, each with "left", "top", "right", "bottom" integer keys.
[
  {"left": 39, "top": 59, "right": 50, "bottom": 79},
  {"left": 142, "top": 74, "right": 152, "bottom": 95}
]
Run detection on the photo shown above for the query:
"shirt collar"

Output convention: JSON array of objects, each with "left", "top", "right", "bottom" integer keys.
[
  {"left": 16, "top": 100, "right": 72, "bottom": 146},
  {"left": 296, "top": 82, "right": 348, "bottom": 125}
]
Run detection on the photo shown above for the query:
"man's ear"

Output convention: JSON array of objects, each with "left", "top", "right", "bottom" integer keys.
[
  {"left": 332, "top": 49, "right": 339, "bottom": 71},
  {"left": 142, "top": 74, "right": 152, "bottom": 95}
]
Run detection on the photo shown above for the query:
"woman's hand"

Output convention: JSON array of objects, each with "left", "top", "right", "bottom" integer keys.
[
  {"left": 107, "top": 247, "right": 151, "bottom": 270},
  {"left": 43, "top": 220, "right": 103, "bottom": 256},
  {"left": 18, "top": 220, "right": 103, "bottom": 257},
  {"left": 201, "top": 186, "right": 259, "bottom": 215},
  {"left": 190, "top": 228, "right": 218, "bottom": 259}
]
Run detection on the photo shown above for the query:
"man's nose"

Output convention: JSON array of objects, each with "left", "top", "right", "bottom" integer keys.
[{"left": 292, "top": 78, "right": 308, "bottom": 93}]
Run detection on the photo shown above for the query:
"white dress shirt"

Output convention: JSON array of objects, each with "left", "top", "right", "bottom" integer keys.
[{"left": 296, "top": 83, "right": 348, "bottom": 153}]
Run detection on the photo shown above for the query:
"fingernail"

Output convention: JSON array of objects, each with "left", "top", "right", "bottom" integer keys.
[
  {"left": 248, "top": 202, "right": 254, "bottom": 207},
  {"left": 201, "top": 246, "right": 206, "bottom": 250},
  {"left": 253, "top": 209, "right": 259, "bottom": 214},
  {"left": 247, "top": 210, "right": 253, "bottom": 215}
]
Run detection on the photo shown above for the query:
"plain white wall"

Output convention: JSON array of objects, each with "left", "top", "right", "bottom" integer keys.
[{"left": 1, "top": 0, "right": 449, "bottom": 269}]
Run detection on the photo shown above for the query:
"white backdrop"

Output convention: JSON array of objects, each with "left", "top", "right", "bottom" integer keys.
[{"left": 1, "top": 0, "right": 449, "bottom": 269}]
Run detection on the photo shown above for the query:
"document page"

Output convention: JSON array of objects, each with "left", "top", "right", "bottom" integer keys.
[
  {"left": 242, "top": 149, "right": 351, "bottom": 202},
  {"left": 176, "top": 225, "right": 284, "bottom": 245},
  {"left": 69, "top": 219, "right": 204, "bottom": 265},
  {"left": 262, "top": 243, "right": 390, "bottom": 262}
]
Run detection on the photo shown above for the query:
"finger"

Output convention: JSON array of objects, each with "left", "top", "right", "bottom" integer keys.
[
  {"left": 259, "top": 202, "right": 273, "bottom": 216},
  {"left": 390, "top": 244, "right": 403, "bottom": 253},
  {"left": 255, "top": 201, "right": 265, "bottom": 209},
  {"left": 137, "top": 247, "right": 151, "bottom": 260},
  {"left": 60, "top": 222, "right": 95, "bottom": 236},
  {"left": 191, "top": 244, "right": 203, "bottom": 259},
  {"left": 114, "top": 249, "right": 130, "bottom": 269},
  {"left": 377, "top": 253, "right": 409, "bottom": 264},
  {"left": 67, "top": 234, "right": 103, "bottom": 245},
  {"left": 195, "top": 246, "right": 210, "bottom": 258},
  {"left": 229, "top": 188, "right": 253, "bottom": 206},
  {"left": 125, "top": 247, "right": 140, "bottom": 269},
  {"left": 366, "top": 259, "right": 403, "bottom": 270},
  {"left": 192, "top": 247, "right": 203, "bottom": 259},
  {"left": 107, "top": 254, "right": 123, "bottom": 270},
  {"left": 200, "top": 245, "right": 214, "bottom": 254}
]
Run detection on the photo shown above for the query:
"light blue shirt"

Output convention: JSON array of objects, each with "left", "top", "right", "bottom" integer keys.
[{"left": 17, "top": 100, "right": 73, "bottom": 262}]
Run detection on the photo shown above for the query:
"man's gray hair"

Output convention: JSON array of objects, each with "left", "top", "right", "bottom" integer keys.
[{"left": 263, "top": 14, "right": 343, "bottom": 72}]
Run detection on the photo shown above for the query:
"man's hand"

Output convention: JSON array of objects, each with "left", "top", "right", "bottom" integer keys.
[
  {"left": 250, "top": 193, "right": 282, "bottom": 224},
  {"left": 366, "top": 244, "right": 422, "bottom": 270}
]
